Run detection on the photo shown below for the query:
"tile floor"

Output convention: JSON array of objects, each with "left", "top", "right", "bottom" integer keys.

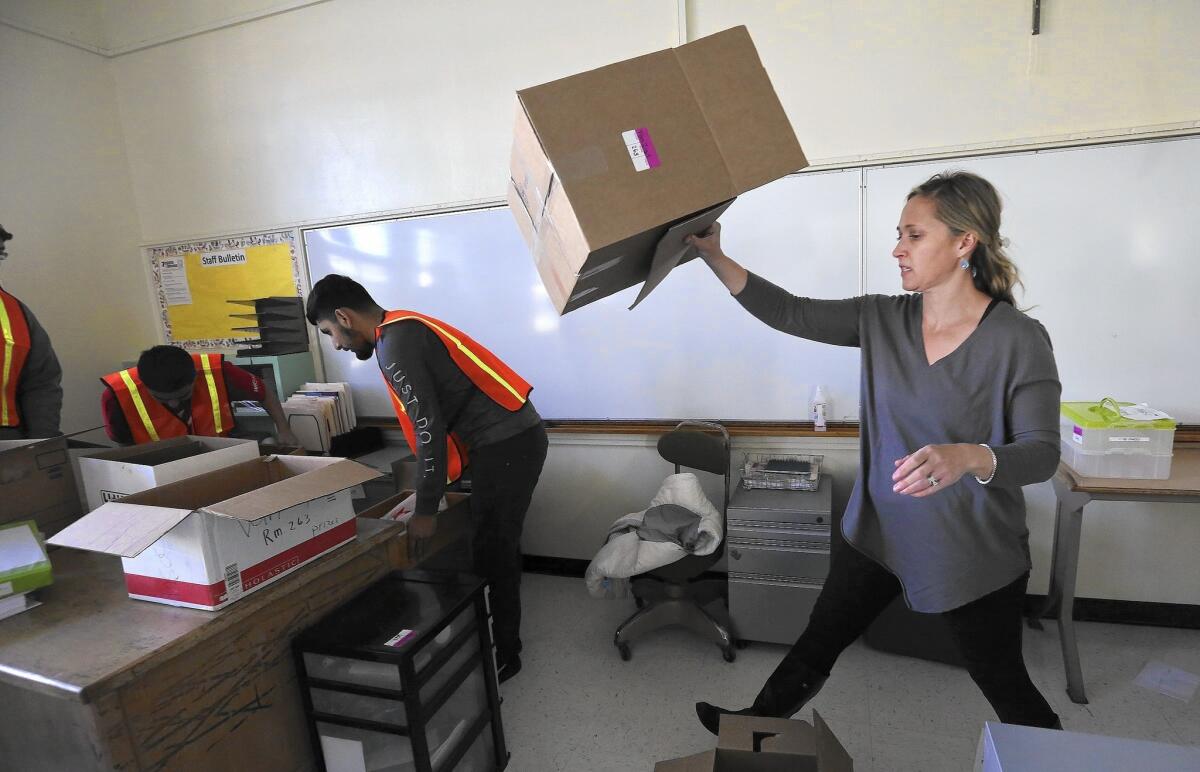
[{"left": 499, "top": 573, "right": 1200, "bottom": 771}]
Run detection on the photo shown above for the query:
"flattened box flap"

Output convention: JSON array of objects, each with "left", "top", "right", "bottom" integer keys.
[
  {"left": 204, "top": 458, "right": 380, "bottom": 521},
  {"left": 47, "top": 503, "right": 194, "bottom": 558},
  {"left": 674, "top": 25, "right": 807, "bottom": 192}
]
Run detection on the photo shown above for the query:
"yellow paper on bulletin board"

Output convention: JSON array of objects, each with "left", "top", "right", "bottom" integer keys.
[{"left": 165, "top": 243, "right": 296, "bottom": 341}]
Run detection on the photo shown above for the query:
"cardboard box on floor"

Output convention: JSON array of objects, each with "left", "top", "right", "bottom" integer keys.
[
  {"left": 78, "top": 435, "right": 259, "bottom": 511},
  {"left": 655, "top": 712, "right": 853, "bottom": 771},
  {"left": 48, "top": 455, "right": 381, "bottom": 610},
  {"left": 0, "top": 437, "right": 82, "bottom": 537},
  {"left": 508, "top": 25, "right": 807, "bottom": 315}
]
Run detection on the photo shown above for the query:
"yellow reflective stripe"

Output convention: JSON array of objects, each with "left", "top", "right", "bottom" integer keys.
[
  {"left": 119, "top": 369, "right": 160, "bottom": 442},
  {"left": 0, "top": 298, "right": 13, "bottom": 425},
  {"left": 199, "top": 355, "right": 223, "bottom": 435},
  {"left": 394, "top": 316, "right": 525, "bottom": 404}
]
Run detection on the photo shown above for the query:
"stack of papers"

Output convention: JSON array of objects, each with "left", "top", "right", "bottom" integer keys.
[
  {"left": 0, "top": 520, "right": 52, "bottom": 621},
  {"left": 282, "top": 382, "right": 355, "bottom": 453}
]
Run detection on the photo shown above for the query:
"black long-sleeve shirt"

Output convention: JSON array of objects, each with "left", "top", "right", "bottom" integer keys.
[
  {"left": 0, "top": 295, "right": 62, "bottom": 440},
  {"left": 376, "top": 321, "right": 541, "bottom": 516}
]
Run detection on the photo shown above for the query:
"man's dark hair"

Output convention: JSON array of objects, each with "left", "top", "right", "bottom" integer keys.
[
  {"left": 137, "top": 345, "right": 196, "bottom": 393},
  {"left": 306, "top": 274, "right": 379, "bottom": 325}
]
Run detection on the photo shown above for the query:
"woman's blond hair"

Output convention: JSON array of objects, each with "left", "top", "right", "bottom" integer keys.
[{"left": 908, "top": 171, "right": 1022, "bottom": 305}]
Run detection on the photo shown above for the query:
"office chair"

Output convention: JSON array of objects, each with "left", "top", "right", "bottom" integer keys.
[{"left": 614, "top": 420, "right": 737, "bottom": 662}]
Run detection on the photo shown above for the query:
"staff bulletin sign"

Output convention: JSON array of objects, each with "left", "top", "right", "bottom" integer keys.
[{"left": 148, "top": 230, "right": 303, "bottom": 348}]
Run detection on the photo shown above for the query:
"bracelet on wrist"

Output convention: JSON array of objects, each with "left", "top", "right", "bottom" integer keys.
[{"left": 975, "top": 443, "right": 997, "bottom": 485}]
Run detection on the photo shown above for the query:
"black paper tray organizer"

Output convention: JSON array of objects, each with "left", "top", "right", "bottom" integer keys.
[{"left": 228, "top": 296, "right": 308, "bottom": 357}]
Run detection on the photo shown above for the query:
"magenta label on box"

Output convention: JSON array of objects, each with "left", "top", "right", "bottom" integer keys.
[
  {"left": 1073, "top": 425, "right": 1083, "bottom": 444},
  {"left": 622, "top": 128, "right": 661, "bottom": 171},
  {"left": 635, "top": 127, "right": 660, "bottom": 168}
]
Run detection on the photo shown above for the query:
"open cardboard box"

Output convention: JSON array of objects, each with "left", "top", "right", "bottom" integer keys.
[
  {"left": 656, "top": 712, "right": 853, "bottom": 771},
  {"left": 0, "top": 437, "right": 82, "bottom": 537},
  {"left": 48, "top": 455, "right": 381, "bottom": 610},
  {"left": 77, "top": 435, "right": 259, "bottom": 511},
  {"left": 508, "top": 25, "right": 806, "bottom": 314}
]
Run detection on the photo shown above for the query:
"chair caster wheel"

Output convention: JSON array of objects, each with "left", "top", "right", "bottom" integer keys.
[
  {"left": 735, "top": 639, "right": 750, "bottom": 650},
  {"left": 617, "top": 642, "right": 632, "bottom": 661},
  {"left": 722, "top": 646, "right": 736, "bottom": 663}
]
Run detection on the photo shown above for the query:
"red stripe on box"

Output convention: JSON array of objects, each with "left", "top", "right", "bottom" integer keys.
[
  {"left": 125, "top": 573, "right": 225, "bottom": 606},
  {"left": 240, "top": 519, "right": 357, "bottom": 592},
  {"left": 124, "top": 519, "right": 358, "bottom": 606}
]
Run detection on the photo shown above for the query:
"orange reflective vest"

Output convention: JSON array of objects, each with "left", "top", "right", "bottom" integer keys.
[
  {"left": 377, "top": 310, "right": 532, "bottom": 483},
  {"left": 0, "top": 287, "right": 32, "bottom": 428},
  {"left": 101, "top": 353, "right": 235, "bottom": 444}
]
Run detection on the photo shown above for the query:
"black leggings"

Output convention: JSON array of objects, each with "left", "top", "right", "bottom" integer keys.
[
  {"left": 467, "top": 423, "right": 548, "bottom": 665},
  {"left": 778, "top": 534, "right": 1060, "bottom": 729}
]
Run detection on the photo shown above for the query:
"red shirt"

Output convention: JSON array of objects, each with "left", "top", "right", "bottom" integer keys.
[{"left": 102, "top": 361, "right": 265, "bottom": 444}]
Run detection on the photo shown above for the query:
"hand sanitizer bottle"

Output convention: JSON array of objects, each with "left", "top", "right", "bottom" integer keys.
[{"left": 811, "top": 386, "right": 828, "bottom": 432}]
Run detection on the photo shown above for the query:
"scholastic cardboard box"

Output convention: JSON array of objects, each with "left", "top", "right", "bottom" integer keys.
[
  {"left": 78, "top": 435, "right": 259, "bottom": 511},
  {"left": 508, "top": 25, "right": 806, "bottom": 314},
  {"left": 655, "top": 712, "right": 853, "bottom": 771},
  {"left": 48, "top": 455, "right": 381, "bottom": 610},
  {"left": 0, "top": 437, "right": 82, "bottom": 537}
]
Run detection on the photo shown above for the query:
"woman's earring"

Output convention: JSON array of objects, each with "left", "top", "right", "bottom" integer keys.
[{"left": 960, "top": 258, "right": 970, "bottom": 270}]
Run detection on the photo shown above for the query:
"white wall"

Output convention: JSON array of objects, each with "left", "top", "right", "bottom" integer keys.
[
  {"left": 0, "top": 24, "right": 157, "bottom": 434},
  {"left": 691, "top": 0, "right": 1200, "bottom": 164},
  {"left": 109, "top": 0, "right": 680, "bottom": 243}
]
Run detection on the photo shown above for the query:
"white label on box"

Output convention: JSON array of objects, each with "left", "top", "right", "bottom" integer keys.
[
  {"left": 1109, "top": 436, "right": 1151, "bottom": 442},
  {"left": 621, "top": 127, "right": 660, "bottom": 172},
  {"left": 100, "top": 489, "right": 128, "bottom": 503},
  {"left": 1119, "top": 404, "right": 1173, "bottom": 421},
  {"left": 224, "top": 562, "right": 243, "bottom": 600},
  {"left": 0, "top": 582, "right": 11, "bottom": 596},
  {"left": 200, "top": 249, "right": 247, "bottom": 267},
  {"left": 384, "top": 628, "right": 415, "bottom": 648}
]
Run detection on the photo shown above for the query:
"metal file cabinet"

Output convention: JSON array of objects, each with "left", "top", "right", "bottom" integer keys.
[{"left": 727, "top": 476, "right": 833, "bottom": 645}]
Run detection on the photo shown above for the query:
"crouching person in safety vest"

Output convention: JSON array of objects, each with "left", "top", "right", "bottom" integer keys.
[
  {"left": 306, "top": 274, "right": 547, "bottom": 684},
  {"left": 101, "top": 345, "right": 298, "bottom": 447}
]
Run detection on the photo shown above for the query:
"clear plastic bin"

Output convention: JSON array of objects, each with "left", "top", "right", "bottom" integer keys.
[
  {"left": 1061, "top": 440, "right": 1173, "bottom": 480},
  {"left": 441, "top": 722, "right": 496, "bottom": 772},
  {"left": 317, "top": 721, "right": 414, "bottom": 772},
  {"left": 304, "top": 653, "right": 401, "bottom": 691},
  {"left": 310, "top": 688, "right": 407, "bottom": 726}
]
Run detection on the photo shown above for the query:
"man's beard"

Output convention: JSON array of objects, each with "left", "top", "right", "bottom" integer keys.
[{"left": 353, "top": 343, "right": 374, "bottom": 361}]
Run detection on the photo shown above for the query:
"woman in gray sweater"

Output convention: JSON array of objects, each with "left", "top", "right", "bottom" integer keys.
[{"left": 693, "top": 171, "right": 1062, "bottom": 732}]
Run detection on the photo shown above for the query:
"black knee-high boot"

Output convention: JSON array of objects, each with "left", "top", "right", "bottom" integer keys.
[{"left": 695, "top": 659, "right": 827, "bottom": 735}]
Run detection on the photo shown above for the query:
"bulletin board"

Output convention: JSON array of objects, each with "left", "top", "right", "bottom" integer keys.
[{"left": 148, "top": 230, "right": 303, "bottom": 349}]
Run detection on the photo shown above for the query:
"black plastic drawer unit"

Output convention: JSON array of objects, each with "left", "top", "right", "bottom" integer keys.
[{"left": 293, "top": 570, "right": 507, "bottom": 772}]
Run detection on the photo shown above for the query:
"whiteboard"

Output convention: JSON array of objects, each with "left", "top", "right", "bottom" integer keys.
[
  {"left": 303, "top": 170, "right": 863, "bottom": 420},
  {"left": 304, "top": 134, "right": 1200, "bottom": 423},
  {"left": 863, "top": 135, "right": 1200, "bottom": 423}
]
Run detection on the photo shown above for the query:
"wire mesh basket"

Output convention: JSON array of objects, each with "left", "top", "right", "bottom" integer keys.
[{"left": 741, "top": 453, "right": 822, "bottom": 491}]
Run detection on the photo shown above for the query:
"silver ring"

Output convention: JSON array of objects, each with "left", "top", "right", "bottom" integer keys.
[{"left": 927, "top": 476, "right": 940, "bottom": 487}]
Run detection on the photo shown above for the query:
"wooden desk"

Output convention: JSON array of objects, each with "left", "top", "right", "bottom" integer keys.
[
  {"left": 0, "top": 514, "right": 472, "bottom": 771},
  {"left": 1032, "top": 446, "right": 1200, "bottom": 704}
]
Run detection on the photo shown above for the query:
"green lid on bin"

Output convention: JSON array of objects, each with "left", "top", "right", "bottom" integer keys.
[{"left": 1060, "top": 399, "right": 1177, "bottom": 430}]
